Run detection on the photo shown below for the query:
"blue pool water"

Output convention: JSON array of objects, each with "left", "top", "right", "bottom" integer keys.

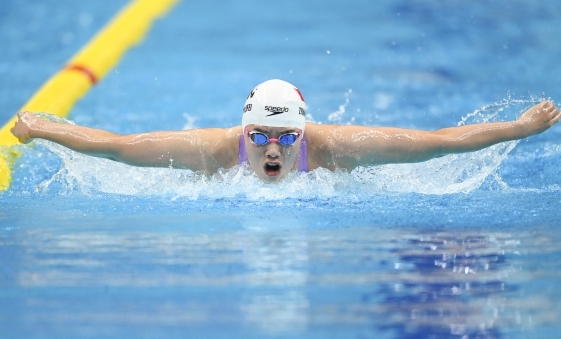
[{"left": 1, "top": 0, "right": 561, "bottom": 338}]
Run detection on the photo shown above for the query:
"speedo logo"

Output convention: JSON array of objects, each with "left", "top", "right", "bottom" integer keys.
[{"left": 264, "top": 106, "right": 289, "bottom": 116}]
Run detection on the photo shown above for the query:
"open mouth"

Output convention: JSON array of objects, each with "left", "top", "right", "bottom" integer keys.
[{"left": 264, "top": 162, "right": 281, "bottom": 176}]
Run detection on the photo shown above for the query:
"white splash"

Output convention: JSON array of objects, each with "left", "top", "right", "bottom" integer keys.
[
  {"left": 182, "top": 113, "right": 198, "bottom": 130},
  {"left": 352, "top": 141, "right": 517, "bottom": 194},
  {"left": 327, "top": 89, "right": 353, "bottom": 124}
]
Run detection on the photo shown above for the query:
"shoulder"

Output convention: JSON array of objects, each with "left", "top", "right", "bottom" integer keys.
[
  {"left": 169, "top": 126, "right": 242, "bottom": 171},
  {"left": 303, "top": 123, "right": 346, "bottom": 170},
  {"left": 304, "top": 122, "right": 362, "bottom": 139},
  {"left": 303, "top": 123, "right": 387, "bottom": 170},
  {"left": 304, "top": 122, "right": 354, "bottom": 148},
  {"left": 203, "top": 125, "right": 243, "bottom": 168}
]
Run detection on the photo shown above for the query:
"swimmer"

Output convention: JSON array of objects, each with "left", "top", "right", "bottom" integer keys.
[{"left": 10, "top": 79, "right": 561, "bottom": 183}]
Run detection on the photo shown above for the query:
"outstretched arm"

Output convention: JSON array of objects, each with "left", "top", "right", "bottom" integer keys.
[
  {"left": 308, "top": 101, "right": 560, "bottom": 170},
  {"left": 10, "top": 112, "right": 241, "bottom": 173}
]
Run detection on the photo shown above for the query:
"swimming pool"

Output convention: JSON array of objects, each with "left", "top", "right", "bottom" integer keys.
[{"left": 1, "top": 0, "right": 561, "bottom": 338}]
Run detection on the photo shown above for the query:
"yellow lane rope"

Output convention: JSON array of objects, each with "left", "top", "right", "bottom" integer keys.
[{"left": 0, "top": 0, "right": 178, "bottom": 191}]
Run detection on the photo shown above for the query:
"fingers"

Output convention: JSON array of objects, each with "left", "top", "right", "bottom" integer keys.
[
  {"left": 543, "top": 100, "right": 558, "bottom": 114},
  {"left": 541, "top": 100, "right": 560, "bottom": 112},
  {"left": 538, "top": 101, "right": 554, "bottom": 116},
  {"left": 17, "top": 111, "right": 32, "bottom": 121},
  {"left": 10, "top": 112, "right": 33, "bottom": 144},
  {"left": 550, "top": 105, "right": 561, "bottom": 125},
  {"left": 552, "top": 113, "right": 561, "bottom": 125},
  {"left": 535, "top": 100, "right": 560, "bottom": 125},
  {"left": 538, "top": 99, "right": 560, "bottom": 126}
]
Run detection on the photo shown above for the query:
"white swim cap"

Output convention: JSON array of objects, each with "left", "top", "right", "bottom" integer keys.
[{"left": 242, "top": 79, "right": 307, "bottom": 132}]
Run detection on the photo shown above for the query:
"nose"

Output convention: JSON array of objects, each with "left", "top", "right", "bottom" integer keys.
[{"left": 265, "top": 143, "right": 282, "bottom": 159}]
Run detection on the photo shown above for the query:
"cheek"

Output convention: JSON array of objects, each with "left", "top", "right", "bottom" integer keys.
[
  {"left": 285, "top": 147, "right": 297, "bottom": 160},
  {"left": 284, "top": 144, "right": 301, "bottom": 164},
  {"left": 244, "top": 136, "right": 258, "bottom": 160},
  {"left": 246, "top": 146, "right": 263, "bottom": 164}
]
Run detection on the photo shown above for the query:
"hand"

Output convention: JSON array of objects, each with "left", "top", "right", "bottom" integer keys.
[
  {"left": 517, "top": 101, "right": 561, "bottom": 137},
  {"left": 10, "top": 111, "right": 39, "bottom": 144}
]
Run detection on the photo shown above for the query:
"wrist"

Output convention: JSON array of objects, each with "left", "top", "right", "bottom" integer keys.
[
  {"left": 28, "top": 118, "right": 48, "bottom": 139},
  {"left": 515, "top": 120, "right": 532, "bottom": 139}
]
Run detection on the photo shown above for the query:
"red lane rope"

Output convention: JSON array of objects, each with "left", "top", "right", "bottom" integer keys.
[{"left": 64, "top": 64, "right": 99, "bottom": 85}]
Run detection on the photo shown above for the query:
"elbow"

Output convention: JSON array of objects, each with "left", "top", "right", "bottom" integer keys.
[
  {"left": 417, "top": 139, "right": 449, "bottom": 160},
  {"left": 109, "top": 146, "right": 138, "bottom": 165},
  {"left": 96, "top": 137, "right": 129, "bottom": 163},
  {"left": 110, "top": 139, "right": 130, "bottom": 161}
]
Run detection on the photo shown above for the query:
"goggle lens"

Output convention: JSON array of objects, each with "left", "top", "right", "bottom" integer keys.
[
  {"left": 250, "top": 133, "right": 269, "bottom": 145},
  {"left": 278, "top": 133, "right": 299, "bottom": 145}
]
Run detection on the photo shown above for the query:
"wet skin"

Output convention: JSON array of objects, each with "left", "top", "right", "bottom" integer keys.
[{"left": 243, "top": 124, "right": 302, "bottom": 183}]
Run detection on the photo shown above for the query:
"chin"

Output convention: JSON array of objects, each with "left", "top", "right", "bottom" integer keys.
[
  {"left": 257, "top": 170, "right": 288, "bottom": 183},
  {"left": 258, "top": 174, "right": 284, "bottom": 183}
]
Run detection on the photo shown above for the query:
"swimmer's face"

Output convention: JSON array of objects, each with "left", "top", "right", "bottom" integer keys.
[{"left": 244, "top": 125, "right": 302, "bottom": 183}]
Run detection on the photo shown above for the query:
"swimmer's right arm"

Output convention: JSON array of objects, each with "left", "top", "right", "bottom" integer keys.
[{"left": 11, "top": 112, "right": 241, "bottom": 173}]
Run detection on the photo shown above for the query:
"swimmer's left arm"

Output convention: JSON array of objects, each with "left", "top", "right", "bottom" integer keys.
[{"left": 309, "top": 101, "right": 560, "bottom": 169}]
